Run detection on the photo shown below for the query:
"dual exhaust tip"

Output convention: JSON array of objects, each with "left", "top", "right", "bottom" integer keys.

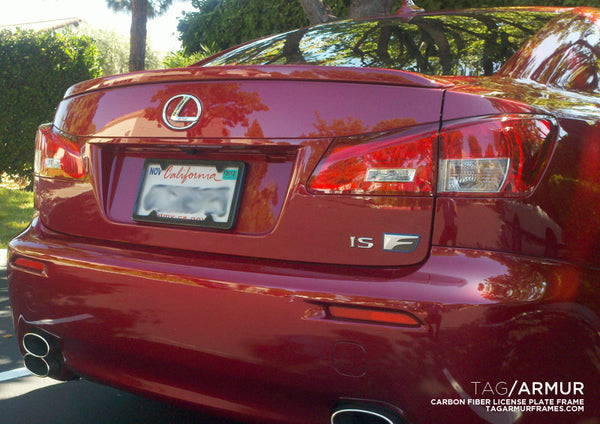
[
  {"left": 22, "top": 332, "right": 63, "bottom": 379},
  {"left": 23, "top": 332, "right": 402, "bottom": 424},
  {"left": 331, "top": 403, "right": 403, "bottom": 424}
]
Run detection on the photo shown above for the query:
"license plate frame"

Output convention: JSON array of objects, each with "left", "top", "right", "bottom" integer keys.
[{"left": 132, "top": 159, "right": 245, "bottom": 230}]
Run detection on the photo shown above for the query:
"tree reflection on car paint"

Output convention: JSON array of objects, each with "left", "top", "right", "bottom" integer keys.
[{"left": 205, "top": 12, "right": 555, "bottom": 76}]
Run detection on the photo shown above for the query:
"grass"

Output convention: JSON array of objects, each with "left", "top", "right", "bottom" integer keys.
[{"left": 0, "top": 188, "right": 34, "bottom": 249}]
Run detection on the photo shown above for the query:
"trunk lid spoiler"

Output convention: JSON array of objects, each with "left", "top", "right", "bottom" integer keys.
[{"left": 65, "top": 65, "right": 453, "bottom": 98}]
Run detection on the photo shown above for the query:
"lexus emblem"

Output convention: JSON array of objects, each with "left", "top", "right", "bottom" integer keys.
[{"left": 162, "top": 94, "right": 202, "bottom": 130}]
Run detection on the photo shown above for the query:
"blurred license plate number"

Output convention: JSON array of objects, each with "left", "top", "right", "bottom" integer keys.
[{"left": 133, "top": 160, "right": 245, "bottom": 229}]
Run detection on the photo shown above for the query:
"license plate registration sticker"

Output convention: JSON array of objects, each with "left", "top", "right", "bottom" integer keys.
[{"left": 133, "top": 160, "right": 245, "bottom": 229}]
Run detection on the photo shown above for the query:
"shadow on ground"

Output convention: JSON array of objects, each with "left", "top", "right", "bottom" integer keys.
[
  {"left": 1, "top": 260, "right": 22, "bottom": 374},
  {"left": 0, "top": 378, "right": 239, "bottom": 424}
]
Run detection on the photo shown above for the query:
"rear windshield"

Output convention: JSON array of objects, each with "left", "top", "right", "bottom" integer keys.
[{"left": 203, "top": 11, "right": 556, "bottom": 76}]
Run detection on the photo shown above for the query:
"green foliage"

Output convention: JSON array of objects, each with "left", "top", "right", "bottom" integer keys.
[
  {"left": 144, "top": 45, "right": 163, "bottom": 70},
  {"left": 0, "top": 187, "right": 34, "bottom": 248},
  {"left": 71, "top": 25, "right": 162, "bottom": 74},
  {"left": 178, "top": 0, "right": 310, "bottom": 54},
  {"left": 73, "top": 25, "right": 130, "bottom": 75},
  {"left": 106, "top": 0, "right": 175, "bottom": 17},
  {"left": 72, "top": 25, "right": 162, "bottom": 75},
  {"left": 0, "top": 30, "right": 101, "bottom": 178},
  {"left": 163, "top": 43, "right": 219, "bottom": 68}
]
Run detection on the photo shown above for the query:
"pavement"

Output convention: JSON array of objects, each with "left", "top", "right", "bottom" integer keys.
[
  {"left": 0, "top": 248, "right": 20, "bottom": 376},
  {"left": 0, "top": 248, "right": 240, "bottom": 424}
]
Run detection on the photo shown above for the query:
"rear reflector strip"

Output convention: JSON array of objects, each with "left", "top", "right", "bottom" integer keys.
[
  {"left": 13, "top": 258, "right": 46, "bottom": 273},
  {"left": 328, "top": 306, "right": 421, "bottom": 327}
]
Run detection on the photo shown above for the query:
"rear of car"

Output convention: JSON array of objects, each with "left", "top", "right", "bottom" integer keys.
[{"left": 8, "top": 8, "right": 600, "bottom": 424}]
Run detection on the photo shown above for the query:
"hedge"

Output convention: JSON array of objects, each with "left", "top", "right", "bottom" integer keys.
[
  {"left": 0, "top": 30, "right": 101, "bottom": 178},
  {"left": 178, "top": 0, "right": 310, "bottom": 54}
]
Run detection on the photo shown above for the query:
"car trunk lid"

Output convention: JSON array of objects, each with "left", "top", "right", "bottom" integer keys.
[{"left": 40, "top": 66, "right": 446, "bottom": 266}]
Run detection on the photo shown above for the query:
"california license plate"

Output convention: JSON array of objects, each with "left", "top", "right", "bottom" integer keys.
[{"left": 133, "top": 160, "right": 245, "bottom": 229}]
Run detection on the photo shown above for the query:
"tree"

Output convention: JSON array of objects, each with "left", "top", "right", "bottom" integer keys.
[
  {"left": 0, "top": 30, "right": 100, "bottom": 178},
  {"left": 178, "top": 0, "right": 594, "bottom": 56},
  {"left": 74, "top": 24, "right": 161, "bottom": 76},
  {"left": 298, "top": 0, "right": 395, "bottom": 25},
  {"left": 297, "top": 0, "right": 336, "bottom": 24},
  {"left": 178, "top": 0, "right": 309, "bottom": 54},
  {"left": 163, "top": 45, "right": 217, "bottom": 69},
  {"left": 178, "top": 0, "right": 407, "bottom": 55},
  {"left": 106, "top": 0, "right": 175, "bottom": 71}
]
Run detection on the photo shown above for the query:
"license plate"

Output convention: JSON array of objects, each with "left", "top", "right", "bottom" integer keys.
[{"left": 133, "top": 160, "right": 245, "bottom": 229}]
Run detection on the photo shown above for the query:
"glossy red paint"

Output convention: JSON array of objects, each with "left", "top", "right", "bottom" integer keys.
[
  {"left": 55, "top": 76, "right": 444, "bottom": 139},
  {"left": 64, "top": 65, "right": 452, "bottom": 98},
  {"left": 45, "top": 78, "right": 444, "bottom": 267},
  {"left": 8, "top": 7, "right": 600, "bottom": 424},
  {"left": 9, "top": 219, "right": 600, "bottom": 423}
]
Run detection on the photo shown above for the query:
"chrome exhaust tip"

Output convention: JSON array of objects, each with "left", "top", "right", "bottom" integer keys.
[
  {"left": 21, "top": 330, "right": 68, "bottom": 379},
  {"left": 23, "top": 353, "right": 51, "bottom": 377},
  {"left": 331, "top": 403, "right": 403, "bottom": 424},
  {"left": 23, "top": 332, "right": 53, "bottom": 358}
]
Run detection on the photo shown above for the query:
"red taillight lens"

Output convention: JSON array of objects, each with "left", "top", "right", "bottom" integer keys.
[
  {"left": 438, "top": 116, "right": 555, "bottom": 195},
  {"left": 34, "top": 124, "right": 84, "bottom": 179},
  {"left": 307, "top": 126, "right": 437, "bottom": 195},
  {"left": 307, "top": 116, "right": 553, "bottom": 196}
]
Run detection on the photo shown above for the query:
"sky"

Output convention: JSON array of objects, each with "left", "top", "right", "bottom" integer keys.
[{"left": 0, "top": 0, "right": 196, "bottom": 52}]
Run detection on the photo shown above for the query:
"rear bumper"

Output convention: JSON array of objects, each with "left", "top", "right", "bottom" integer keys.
[{"left": 8, "top": 218, "right": 600, "bottom": 424}]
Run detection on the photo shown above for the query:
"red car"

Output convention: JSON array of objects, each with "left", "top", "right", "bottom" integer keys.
[{"left": 8, "top": 6, "right": 600, "bottom": 424}]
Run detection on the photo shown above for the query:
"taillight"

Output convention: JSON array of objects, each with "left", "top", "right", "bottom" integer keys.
[
  {"left": 307, "top": 125, "right": 437, "bottom": 195},
  {"left": 308, "top": 115, "right": 555, "bottom": 197},
  {"left": 438, "top": 115, "right": 555, "bottom": 195},
  {"left": 34, "top": 123, "right": 84, "bottom": 180}
]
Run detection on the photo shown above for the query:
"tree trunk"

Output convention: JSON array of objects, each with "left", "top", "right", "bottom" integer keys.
[
  {"left": 349, "top": 0, "right": 394, "bottom": 18},
  {"left": 297, "top": 0, "right": 337, "bottom": 25},
  {"left": 282, "top": 29, "right": 309, "bottom": 63},
  {"left": 129, "top": 0, "right": 148, "bottom": 72},
  {"left": 298, "top": 0, "right": 395, "bottom": 25}
]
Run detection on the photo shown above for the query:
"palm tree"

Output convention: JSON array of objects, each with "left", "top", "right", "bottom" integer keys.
[{"left": 106, "top": 0, "right": 174, "bottom": 71}]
